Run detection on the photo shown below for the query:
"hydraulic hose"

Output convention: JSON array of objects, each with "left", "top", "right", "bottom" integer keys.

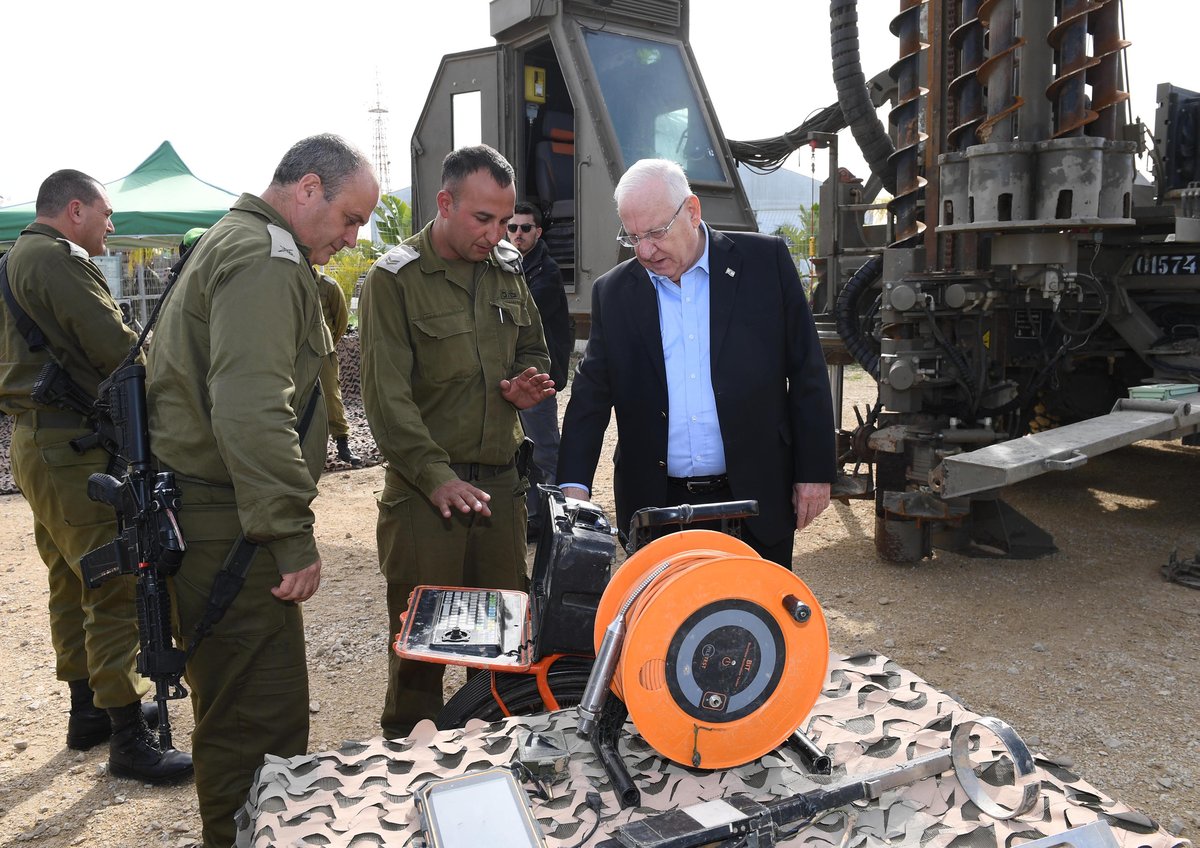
[
  {"left": 835, "top": 256, "right": 883, "bottom": 380},
  {"left": 830, "top": 0, "right": 897, "bottom": 194}
]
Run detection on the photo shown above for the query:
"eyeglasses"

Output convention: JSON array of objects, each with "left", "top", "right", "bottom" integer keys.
[
  {"left": 616, "top": 198, "right": 688, "bottom": 248},
  {"left": 507, "top": 223, "right": 534, "bottom": 233}
]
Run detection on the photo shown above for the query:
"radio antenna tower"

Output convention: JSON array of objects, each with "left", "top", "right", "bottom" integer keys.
[{"left": 370, "top": 75, "right": 392, "bottom": 193}]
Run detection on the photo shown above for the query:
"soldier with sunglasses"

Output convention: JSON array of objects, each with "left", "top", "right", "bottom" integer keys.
[{"left": 508, "top": 202, "right": 571, "bottom": 540}]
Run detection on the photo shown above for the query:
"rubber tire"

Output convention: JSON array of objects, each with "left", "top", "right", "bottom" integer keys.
[{"left": 435, "top": 656, "right": 595, "bottom": 729}]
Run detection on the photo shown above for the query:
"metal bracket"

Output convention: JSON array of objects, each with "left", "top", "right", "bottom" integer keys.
[{"left": 1043, "top": 450, "right": 1088, "bottom": 471}]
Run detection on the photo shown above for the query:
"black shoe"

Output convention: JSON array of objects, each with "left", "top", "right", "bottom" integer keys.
[
  {"left": 335, "top": 436, "right": 364, "bottom": 467},
  {"left": 66, "top": 680, "right": 160, "bottom": 751},
  {"left": 107, "top": 703, "right": 194, "bottom": 785}
]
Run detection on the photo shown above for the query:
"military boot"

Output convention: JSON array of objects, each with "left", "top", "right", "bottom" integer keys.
[
  {"left": 107, "top": 702, "right": 194, "bottom": 784},
  {"left": 335, "top": 436, "right": 364, "bottom": 467},
  {"left": 66, "top": 679, "right": 159, "bottom": 751}
]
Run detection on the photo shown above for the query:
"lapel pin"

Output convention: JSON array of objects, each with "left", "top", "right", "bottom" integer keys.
[{"left": 725, "top": 268, "right": 736, "bottom": 277}]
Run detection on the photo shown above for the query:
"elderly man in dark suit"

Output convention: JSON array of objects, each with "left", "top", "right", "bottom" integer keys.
[{"left": 557, "top": 158, "right": 835, "bottom": 566}]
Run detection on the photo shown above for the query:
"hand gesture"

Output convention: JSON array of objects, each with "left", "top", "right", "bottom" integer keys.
[{"left": 500, "top": 366, "right": 555, "bottom": 410}]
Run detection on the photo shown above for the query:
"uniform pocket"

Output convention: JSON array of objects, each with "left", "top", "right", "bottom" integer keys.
[
  {"left": 306, "top": 313, "right": 334, "bottom": 358},
  {"left": 493, "top": 299, "right": 531, "bottom": 328},
  {"left": 375, "top": 487, "right": 425, "bottom": 583},
  {"left": 38, "top": 435, "right": 113, "bottom": 528},
  {"left": 412, "top": 310, "right": 477, "bottom": 381},
  {"left": 298, "top": 315, "right": 333, "bottom": 465},
  {"left": 491, "top": 298, "right": 532, "bottom": 373}
]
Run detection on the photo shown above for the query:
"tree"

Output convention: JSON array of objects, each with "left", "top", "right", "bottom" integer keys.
[
  {"left": 773, "top": 202, "right": 818, "bottom": 300},
  {"left": 323, "top": 240, "right": 382, "bottom": 319},
  {"left": 375, "top": 195, "right": 412, "bottom": 247}
]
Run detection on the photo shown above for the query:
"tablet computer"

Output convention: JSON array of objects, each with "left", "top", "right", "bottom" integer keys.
[{"left": 415, "top": 767, "right": 547, "bottom": 848}]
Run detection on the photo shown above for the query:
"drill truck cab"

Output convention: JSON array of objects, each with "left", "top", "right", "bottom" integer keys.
[{"left": 410, "top": 0, "right": 758, "bottom": 336}]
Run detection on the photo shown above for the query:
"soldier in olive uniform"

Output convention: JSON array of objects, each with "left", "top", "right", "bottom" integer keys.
[
  {"left": 317, "top": 272, "right": 362, "bottom": 466},
  {"left": 146, "top": 135, "right": 378, "bottom": 848},
  {"left": 0, "top": 170, "right": 192, "bottom": 782},
  {"left": 359, "top": 145, "right": 553, "bottom": 739}
]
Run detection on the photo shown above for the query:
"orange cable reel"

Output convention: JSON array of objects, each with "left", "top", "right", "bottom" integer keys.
[{"left": 593, "top": 530, "right": 829, "bottom": 769}]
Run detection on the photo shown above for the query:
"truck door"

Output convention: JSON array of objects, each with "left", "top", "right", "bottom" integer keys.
[{"left": 411, "top": 47, "right": 506, "bottom": 228}]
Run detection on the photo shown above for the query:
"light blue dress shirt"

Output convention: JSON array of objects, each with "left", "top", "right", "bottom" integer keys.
[
  {"left": 563, "top": 225, "right": 727, "bottom": 496},
  {"left": 649, "top": 224, "right": 727, "bottom": 477}
]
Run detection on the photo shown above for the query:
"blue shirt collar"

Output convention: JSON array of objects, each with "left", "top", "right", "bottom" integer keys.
[{"left": 647, "top": 223, "right": 710, "bottom": 288}]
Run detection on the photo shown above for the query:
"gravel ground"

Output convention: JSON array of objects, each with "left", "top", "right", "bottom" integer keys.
[{"left": 0, "top": 367, "right": 1196, "bottom": 846}]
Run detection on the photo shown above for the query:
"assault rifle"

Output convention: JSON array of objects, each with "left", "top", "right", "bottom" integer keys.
[
  {"left": 80, "top": 362, "right": 187, "bottom": 752},
  {"left": 30, "top": 360, "right": 121, "bottom": 458}
]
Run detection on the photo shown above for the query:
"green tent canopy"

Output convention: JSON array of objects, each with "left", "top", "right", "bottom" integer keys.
[{"left": 0, "top": 141, "right": 238, "bottom": 248}]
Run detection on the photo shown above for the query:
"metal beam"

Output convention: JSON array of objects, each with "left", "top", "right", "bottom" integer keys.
[{"left": 930, "top": 392, "right": 1200, "bottom": 497}]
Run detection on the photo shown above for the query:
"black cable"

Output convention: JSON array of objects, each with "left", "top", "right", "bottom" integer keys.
[
  {"left": 728, "top": 103, "right": 847, "bottom": 173},
  {"left": 834, "top": 256, "right": 883, "bottom": 379},
  {"left": 922, "top": 297, "right": 978, "bottom": 404},
  {"left": 986, "top": 337, "right": 1073, "bottom": 431},
  {"left": 506, "top": 636, "right": 534, "bottom": 658},
  {"left": 564, "top": 791, "right": 604, "bottom": 848},
  {"left": 507, "top": 761, "right": 552, "bottom": 803},
  {"left": 829, "top": 0, "right": 897, "bottom": 192},
  {"left": 1051, "top": 273, "right": 1110, "bottom": 338}
]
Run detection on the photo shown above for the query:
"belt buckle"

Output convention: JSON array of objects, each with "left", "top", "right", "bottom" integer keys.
[{"left": 686, "top": 479, "right": 707, "bottom": 494}]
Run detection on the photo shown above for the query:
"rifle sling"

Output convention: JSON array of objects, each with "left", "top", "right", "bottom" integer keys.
[
  {"left": 186, "top": 378, "right": 324, "bottom": 658},
  {"left": 0, "top": 253, "right": 49, "bottom": 352}
]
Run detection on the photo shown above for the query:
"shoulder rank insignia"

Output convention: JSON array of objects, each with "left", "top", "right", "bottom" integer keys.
[
  {"left": 56, "top": 238, "right": 90, "bottom": 260},
  {"left": 493, "top": 239, "right": 524, "bottom": 275},
  {"left": 375, "top": 243, "right": 420, "bottom": 273},
  {"left": 266, "top": 223, "right": 301, "bottom": 264}
]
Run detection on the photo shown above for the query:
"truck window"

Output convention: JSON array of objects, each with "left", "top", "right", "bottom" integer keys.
[
  {"left": 452, "top": 91, "right": 483, "bottom": 150},
  {"left": 582, "top": 29, "right": 725, "bottom": 184}
]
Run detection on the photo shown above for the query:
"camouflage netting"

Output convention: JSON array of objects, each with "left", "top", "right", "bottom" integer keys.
[
  {"left": 234, "top": 652, "right": 1190, "bottom": 848},
  {"left": 0, "top": 413, "right": 12, "bottom": 495},
  {"left": 324, "top": 329, "right": 383, "bottom": 473},
  {"left": 0, "top": 328, "right": 380, "bottom": 496}
]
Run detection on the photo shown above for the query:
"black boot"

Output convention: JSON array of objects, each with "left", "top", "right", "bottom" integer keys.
[
  {"left": 335, "top": 435, "right": 364, "bottom": 467},
  {"left": 107, "top": 702, "right": 194, "bottom": 785},
  {"left": 66, "top": 680, "right": 159, "bottom": 751}
]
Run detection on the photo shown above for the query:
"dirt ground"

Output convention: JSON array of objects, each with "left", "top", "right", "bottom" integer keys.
[{"left": 0, "top": 368, "right": 1197, "bottom": 847}]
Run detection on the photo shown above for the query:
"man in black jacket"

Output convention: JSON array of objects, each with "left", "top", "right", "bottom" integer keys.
[
  {"left": 557, "top": 160, "right": 835, "bottom": 566},
  {"left": 509, "top": 202, "right": 571, "bottom": 539}
]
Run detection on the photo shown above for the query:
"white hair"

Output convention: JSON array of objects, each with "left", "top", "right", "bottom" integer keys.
[{"left": 614, "top": 159, "right": 692, "bottom": 211}]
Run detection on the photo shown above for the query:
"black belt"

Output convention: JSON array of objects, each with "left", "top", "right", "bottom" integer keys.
[
  {"left": 449, "top": 460, "right": 516, "bottom": 481},
  {"left": 12, "top": 409, "right": 90, "bottom": 430},
  {"left": 667, "top": 474, "right": 730, "bottom": 494}
]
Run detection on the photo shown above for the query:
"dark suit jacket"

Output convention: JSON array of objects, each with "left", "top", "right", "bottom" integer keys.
[
  {"left": 557, "top": 227, "right": 836, "bottom": 546},
  {"left": 522, "top": 239, "right": 572, "bottom": 388}
]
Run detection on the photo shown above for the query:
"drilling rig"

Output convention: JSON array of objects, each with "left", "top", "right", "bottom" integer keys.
[{"left": 818, "top": 0, "right": 1200, "bottom": 560}]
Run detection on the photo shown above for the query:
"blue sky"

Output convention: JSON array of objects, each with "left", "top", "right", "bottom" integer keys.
[{"left": 0, "top": 1, "right": 1191, "bottom": 206}]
